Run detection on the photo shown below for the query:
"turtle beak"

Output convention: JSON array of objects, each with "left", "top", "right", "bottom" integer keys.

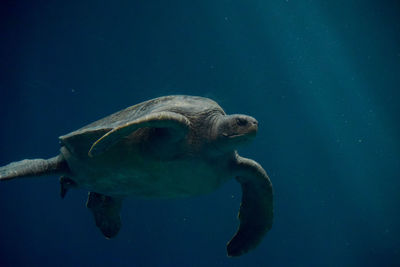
[
  {"left": 227, "top": 118, "right": 258, "bottom": 139},
  {"left": 245, "top": 118, "right": 258, "bottom": 137},
  {"left": 250, "top": 119, "right": 258, "bottom": 132}
]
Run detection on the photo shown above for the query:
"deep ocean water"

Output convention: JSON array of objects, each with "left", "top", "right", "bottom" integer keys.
[{"left": 0, "top": 1, "right": 399, "bottom": 266}]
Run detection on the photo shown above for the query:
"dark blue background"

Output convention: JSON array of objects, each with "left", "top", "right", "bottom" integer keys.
[{"left": 1, "top": 1, "right": 399, "bottom": 266}]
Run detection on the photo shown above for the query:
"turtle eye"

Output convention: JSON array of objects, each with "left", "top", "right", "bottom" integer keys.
[{"left": 236, "top": 118, "right": 248, "bottom": 126}]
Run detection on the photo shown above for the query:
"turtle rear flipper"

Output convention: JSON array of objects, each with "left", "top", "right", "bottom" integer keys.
[
  {"left": 0, "top": 155, "right": 68, "bottom": 181},
  {"left": 60, "top": 176, "right": 78, "bottom": 198},
  {"left": 86, "top": 192, "right": 123, "bottom": 238}
]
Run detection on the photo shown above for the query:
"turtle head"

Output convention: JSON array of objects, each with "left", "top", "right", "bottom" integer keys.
[{"left": 212, "top": 114, "right": 258, "bottom": 150}]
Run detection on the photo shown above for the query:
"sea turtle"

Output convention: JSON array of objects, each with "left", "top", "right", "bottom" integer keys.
[{"left": 0, "top": 95, "right": 273, "bottom": 256}]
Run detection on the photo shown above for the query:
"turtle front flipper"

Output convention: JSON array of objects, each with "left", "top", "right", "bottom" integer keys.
[
  {"left": 227, "top": 156, "right": 273, "bottom": 257},
  {"left": 86, "top": 192, "right": 123, "bottom": 239},
  {"left": 88, "top": 111, "right": 191, "bottom": 157}
]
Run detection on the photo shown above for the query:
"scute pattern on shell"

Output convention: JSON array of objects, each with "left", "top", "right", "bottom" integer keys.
[{"left": 59, "top": 95, "right": 225, "bottom": 155}]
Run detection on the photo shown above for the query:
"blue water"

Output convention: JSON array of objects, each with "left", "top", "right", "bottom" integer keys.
[{"left": 1, "top": 1, "right": 399, "bottom": 266}]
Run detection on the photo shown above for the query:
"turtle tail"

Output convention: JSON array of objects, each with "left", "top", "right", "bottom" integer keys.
[{"left": 0, "top": 155, "right": 69, "bottom": 181}]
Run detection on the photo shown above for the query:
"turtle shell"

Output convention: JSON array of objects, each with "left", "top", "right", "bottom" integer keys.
[{"left": 59, "top": 95, "right": 225, "bottom": 156}]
